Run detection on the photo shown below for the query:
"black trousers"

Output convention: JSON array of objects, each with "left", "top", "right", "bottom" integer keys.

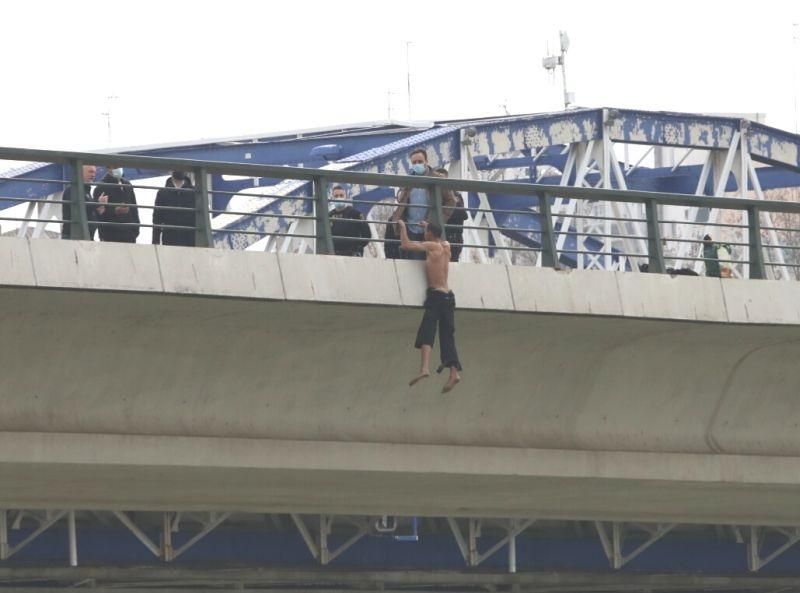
[{"left": 415, "top": 288, "right": 462, "bottom": 372}]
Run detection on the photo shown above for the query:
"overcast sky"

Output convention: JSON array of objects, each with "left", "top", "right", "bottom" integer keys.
[{"left": 2, "top": 0, "right": 799, "bottom": 152}]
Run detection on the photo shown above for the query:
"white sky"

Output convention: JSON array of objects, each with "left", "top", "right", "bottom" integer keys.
[{"left": 1, "top": 0, "right": 799, "bottom": 151}]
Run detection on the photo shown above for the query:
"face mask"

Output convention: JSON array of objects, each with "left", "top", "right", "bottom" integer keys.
[
  {"left": 111, "top": 167, "right": 124, "bottom": 178},
  {"left": 333, "top": 198, "right": 349, "bottom": 210},
  {"left": 410, "top": 163, "right": 426, "bottom": 175}
]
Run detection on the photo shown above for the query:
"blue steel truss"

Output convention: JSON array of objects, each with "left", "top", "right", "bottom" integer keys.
[{"left": 1, "top": 108, "right": 799, "bottom": 266}]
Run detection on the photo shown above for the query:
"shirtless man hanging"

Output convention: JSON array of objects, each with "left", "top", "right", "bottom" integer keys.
[{"left": 398, "top": 219, "right": 462, "bottom": 393}]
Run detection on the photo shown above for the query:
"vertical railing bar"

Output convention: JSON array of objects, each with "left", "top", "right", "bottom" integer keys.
[
  {"left": 433, "top": 184, "right": 446, "bottom": 230},
  {"left": 748, "top": 205, "right": 766, "bottom": 279},
  {"left": 314, "top": 177, "right": 334, "bottom": 255},
  {"left": 69, "top": 159, "right": 89, "bottom": 240},
  {"left": 193, "top": 167, "right": 213, "bottom": 248},
  {"left": 538, "top": 191, "right": 559, "bottom": 268},
  {"left": 645, "top": 198, "right": 665, "bottom": 273}
]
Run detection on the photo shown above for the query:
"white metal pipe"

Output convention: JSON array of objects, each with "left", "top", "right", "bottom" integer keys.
[{"left": 68, "top": 511, "right": 77, "bottom": 567}]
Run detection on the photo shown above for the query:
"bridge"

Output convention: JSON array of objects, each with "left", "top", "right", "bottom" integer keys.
[{"left": 1, "top": 137, "right": 800, "bottom": 590}]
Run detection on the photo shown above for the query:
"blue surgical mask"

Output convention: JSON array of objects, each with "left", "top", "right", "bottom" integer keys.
[
  {"left": 111, "top": 167, "right": 124, "bottom": 178},
  {"left": 334, "top": 200, "right": 349, "bottom": 210},
  {"left": 410, "top": 163, "right": 426, "bottom": 175}
]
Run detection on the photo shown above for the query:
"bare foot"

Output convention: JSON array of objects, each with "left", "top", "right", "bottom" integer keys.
[
  {"left": 409, "top": 371, "right": 430, "bottom": 387},
  {"left": 442, "top": 375, "right": 461, "bottom": 394}
]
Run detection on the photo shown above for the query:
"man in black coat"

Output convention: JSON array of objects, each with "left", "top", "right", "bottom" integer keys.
[
  {"left": 62, "top": 164, "right": 107, "bottom": 240},
  {"left": 92, "top": 165, "right": 140, "bottom": 243},
  {"left": 328, "top": 184, "right": 371, "bottom": 256},
  {"left": 153, "top": 171, "right": 196, "bottom": 247}
]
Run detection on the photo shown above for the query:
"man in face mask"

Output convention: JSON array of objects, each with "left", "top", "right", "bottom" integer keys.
[
  {"left": 92, "top": 165, "right": 140, "bottom": 243},
  {"left": 388, "top": 148, "right": 455, "bottom": 261},
  {"left": 153, "top": 170, "right": 196, "bottom": 247},
  {"left": 328, "top": 184, "right": 371, "bottom": 256}
]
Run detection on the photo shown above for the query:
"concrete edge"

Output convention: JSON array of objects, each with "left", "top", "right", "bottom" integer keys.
[{"left": 0, "top": 238, "right": 797, "bottom": 325}]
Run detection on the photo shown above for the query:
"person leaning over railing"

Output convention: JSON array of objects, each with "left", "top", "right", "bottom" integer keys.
[
  {"left": 386, "top": 148, "right": 455, "bottom": 261},
  {"left": 153, "top": 170, "right": 196, "bottom": 247},
  {"left": 92, "top": 165, "right": 140, "bottom": 243},
  {"left": 328, "top": 184, "right": 371, "bottom": 256},
  {"left": 61, "top": 164, "right": 107, "bottom": 240}
]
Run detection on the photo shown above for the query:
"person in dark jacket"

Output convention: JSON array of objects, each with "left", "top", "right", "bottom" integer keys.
[
  {"left": 62, "top": 164, "right": 107, "bottom": 240},
  {"left": 92, "top": 165, "right": 139, "bottom": 243},
  {"left": 434, "top": 168, "right": 467, "bottom": 262},
  {"left": 703, "top": 234, "right": 733, "bottom": 278},
  {"left": 153, "top": 171, "right": 196, "bottom": 247},
  {"left": 329, "top": 184, "right": 371, "bottom": 256}
]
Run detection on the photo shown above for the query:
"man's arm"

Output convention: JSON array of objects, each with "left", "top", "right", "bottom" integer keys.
[
  {"left": 389, "top": 188, "right": 409, "bottom": 223},
  {"left": 398, "top": 220, "right": 435, "bottom": 252}
]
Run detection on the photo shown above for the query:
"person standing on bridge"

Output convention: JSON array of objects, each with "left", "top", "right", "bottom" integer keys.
[
  {"left": 93, "top": 165, "right": 140, "bottom": 243},
  {"left": 328, "top": 184, "right": 371, "bottom": 256},
  {"left": 398, "top": 219, "right": 462, "bottom": 393},
  {"left": 62, "top": 164, "right": 107, "bottom": 240},
  {"left": 389, "top": 148, "right": 455, "bottom": 261},
  {"left": 153, "top": 170, "right": 196, "bottom": 247}
]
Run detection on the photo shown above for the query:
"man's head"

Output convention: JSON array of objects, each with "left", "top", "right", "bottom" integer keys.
[
  {"left": 424, "top": 222, "right": 443, "bottom": 241},
  {"left": 171, "top": 170, "right": 187, "bottom": 187},
  {"left": 82, "top": 165, "right": 97, "bottom": 183},
  {"left": 434, "top": 167, "right": 449, "bottom": 178},
  {"left": 409, "top": 149, "right": 428, "bottom": 175},
  {"left": 331, "top": 184, "right": 349, "bottom": 209}
]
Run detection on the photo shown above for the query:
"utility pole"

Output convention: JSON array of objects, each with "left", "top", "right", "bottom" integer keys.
[
  {"left": 101, "top": 95, "right": 119, "bottom": 146},
  {"left": 405, "top": 41, "right": 413, "bottom": 120},
  {"left": 793, "top": 23, "right": 799, "bottom": 134},
  {"left": 542, "top": 31, "right": 573, "bottom": 110}
]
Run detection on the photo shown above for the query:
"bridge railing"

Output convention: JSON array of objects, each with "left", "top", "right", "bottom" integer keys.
[{"left": 1, "top": 145, "right": 800, "bottom": 279}]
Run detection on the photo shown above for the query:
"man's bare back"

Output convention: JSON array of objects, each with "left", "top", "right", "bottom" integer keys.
[{"left": 425, "top": 240, "right": 450, "bottom": 292}]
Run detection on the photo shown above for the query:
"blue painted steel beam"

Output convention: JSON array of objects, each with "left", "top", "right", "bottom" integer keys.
[
  {"left": 749, "top": 122, "right": 800, "bottom": 172},
  {"left": 607, "top": 109, "right": 741, "bottom": 149},
  {"left": 5, "top": 527, "right": 800, "bottom": 574},
  {"left": 128, "top": 131, "right": 419, "bottom": 168}
]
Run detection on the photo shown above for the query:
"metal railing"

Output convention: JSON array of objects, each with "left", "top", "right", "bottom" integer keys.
[{"left": 2, "top": 145, "right": 800, "bottom": 280}]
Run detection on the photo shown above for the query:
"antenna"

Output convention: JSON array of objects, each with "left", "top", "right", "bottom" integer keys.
[
  {"left": 387, "top": 90, "right": 400, "bottom": 120},
  {"left": 542, "top": 31, "right": 573, "bottom": 110},
  {"left": 793, "top": 23, "right": 799, "bottom": 134},
  {"left": 101, "top": 95, "right": 119, "bottom": 146},
  {"left": 405, "top": 41, "right": 413, "bottom": 120}
]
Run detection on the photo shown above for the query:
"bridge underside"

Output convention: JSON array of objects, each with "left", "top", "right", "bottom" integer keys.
[{"left": 0, "top": 282, "right": 799, "bottom": 525}]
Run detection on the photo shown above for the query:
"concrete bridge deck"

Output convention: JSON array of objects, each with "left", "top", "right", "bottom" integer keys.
[{"left": 1, "top": 238, "right": 799, "bottom": 525}]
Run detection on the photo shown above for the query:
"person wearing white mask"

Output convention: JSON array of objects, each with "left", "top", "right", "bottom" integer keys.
[
  {"left": 92, "top": 164, "right": 140, "bottom": 243},
  {"left": 388, "top": 148, "right": 455, "bottom": 260},
  {"left": 328, "top": 184, "right": 371, "bottom": 256}
]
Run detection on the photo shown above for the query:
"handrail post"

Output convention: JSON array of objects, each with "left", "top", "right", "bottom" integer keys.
[
  {"left": 314, "top": 177, "right": 334, "bottom": 254},
  {"left": 538, "top": 192, "right": 559, "bottom": 268},
  {"left": 747, "top": 205, "right": 765, "bottom": 279},
  {"left": 68, "top": 158, "right": 90, "bottom": 240},
  {"left": 644, "top": 198, "right": 665, "bottom": 273},
  {"left": 193, "top": 167, "right": 213, "bottom": 248},
  {"left": 432, "top": 184, "right": 446, "bottom": 229}
]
